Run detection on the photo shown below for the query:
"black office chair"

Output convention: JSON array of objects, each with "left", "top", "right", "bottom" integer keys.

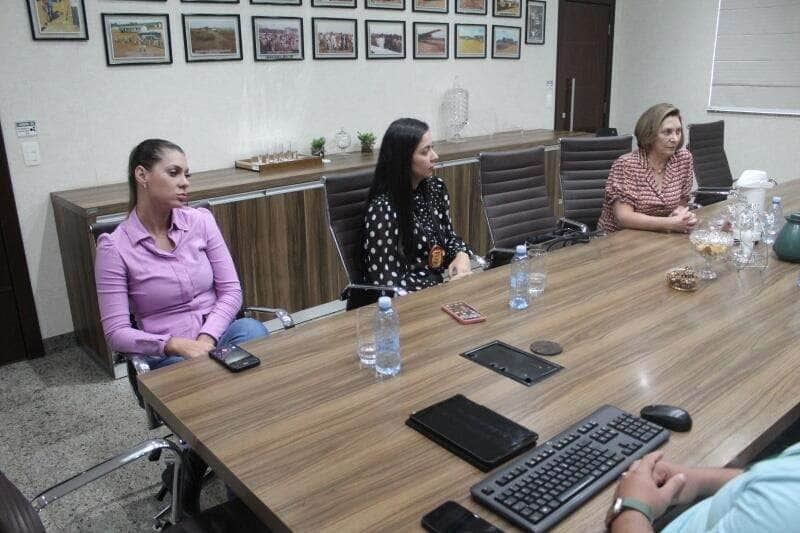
[
  {"left": 596, "top": 127, "right": 618, "bottom": 137},
  {"left": 322, "top": 169, "right": 408, "bottom": 310},
  {"left": 478, "top": 146, "right": 587, "bottom": 266},
  {"left": 559, "top": 135, "right": 633, "bottom": 231},
  {"left": 0, "top": 440, "right": 268, "bottom": 532},
  {"left": 687, "top": 120, "right": 733, "bottom": 206}
]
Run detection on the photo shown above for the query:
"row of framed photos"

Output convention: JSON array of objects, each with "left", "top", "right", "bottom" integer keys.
[
  {"left": 100, "top": 14, "right": 526, "bottom": 64},
  {"left": 166, "top": 0, "right": 525, "bottom": 18},
  {"left": 26, "top": 0, "right": 545, "bottom": 42}
]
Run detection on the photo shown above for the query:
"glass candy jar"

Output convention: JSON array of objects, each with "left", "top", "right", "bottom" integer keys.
[
  {"left": 334, "top": 127, "right": 351, "bottom": 153},
  {"left": 442, "top": 76, "right": 469, "bottom": 142}
]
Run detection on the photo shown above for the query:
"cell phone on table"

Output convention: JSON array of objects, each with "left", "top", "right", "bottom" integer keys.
[
  {"left": 442, "top": 301, "right": 486, "bottom": 324},
  {"left": 422, "top": 501, "right": 503, "bottom": 533},
  {"left": 209, "top": 344, "right": 260, "bottom": 372}
]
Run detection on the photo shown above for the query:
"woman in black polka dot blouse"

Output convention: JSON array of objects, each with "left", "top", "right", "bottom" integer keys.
[{"left": 361, "top": 118, "right": 474, "bottom": 292}]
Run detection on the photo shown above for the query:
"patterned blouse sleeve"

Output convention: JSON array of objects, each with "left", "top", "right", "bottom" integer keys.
[
  {"left": 362, "top": 197, "right": 437, "bottom": 291},
  {"left": 604, "top": 157, "right": 639, "bottom": 208},
  {"left": 431, "top": 178, "right": 472, "bottom": 263}
]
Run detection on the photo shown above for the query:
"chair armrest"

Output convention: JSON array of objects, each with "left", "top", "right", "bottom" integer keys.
[
  {"left": 345, "top": 283, "right": 408, "bottom": 298},
  {"left": 242, "top": 306, "right": 295, "bottom": 329},
  {"left": 32, "top": 438, "right": 184, "bottom": 523},
  {"left": 128, "top": 355, "right": 151, "bottom": 376},
  {"left": 558, "top": 217, "right": 589, "bottom": 234},
  {"left": 694, "top": 186, "right": 731, "bottom": 195}
]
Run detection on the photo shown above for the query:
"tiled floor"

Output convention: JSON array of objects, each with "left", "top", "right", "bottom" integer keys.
[{"left": 1, "top": 346, "right": 223, "bottom": 532}]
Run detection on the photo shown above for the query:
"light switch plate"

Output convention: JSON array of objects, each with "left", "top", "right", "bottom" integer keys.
[{"left": 22, "top": 141, "right": 41, "bottom": 166}]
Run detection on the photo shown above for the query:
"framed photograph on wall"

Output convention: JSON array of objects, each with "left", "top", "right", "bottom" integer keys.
[
  {"left": 26, "top": 0, "right": 88, "bottom": 40},
  {"left": 181, "top": 0, "right": 240, "bottom": 4},
  {"left": 251, "top": 0, "right": 301, "bottom": 5},
  {"left": 365, "top": 0, "right": 405, "bottom": 10},
  {"left": 492, "top": 25, "right": 520, "bottom": 59},
  {"left": 365, "top": 20, "right": 405, "bottom": 59},
  {"left": 412, "top": 0, "right": 447, "bottom": 14},
  {"left": 182, "top": 14, "right": 243, "bottom": 62},
  {"left": 454, "top": 23, "right": 486, "bottom": 59},
  {"left": 413, "top": 22, "right": 447, "bottom": 59},
  {"left": 311, "top": 0, "right": 356, "bottom": 7},
  {"left": 312, "top": 18, "right": 357, "bottom": 59},
  {"left": 493, "top": 0, "right": 521, "bottom": 17},
  {"left": 101, "top": 13, "right": 172, "bottom": 66},
  {"left": 253, "top": 16, "right": 303, "bottom": 61},
  {"left": 525, "top": 0, "right": 545, "bottom": 44},
  {"left": 455, "top": 0, "right": 486, "bottom": 16}
]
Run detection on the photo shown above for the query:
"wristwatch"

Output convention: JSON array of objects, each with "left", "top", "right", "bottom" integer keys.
[{"left": 609, "top": 497, "right": 655, "bottom": 525}]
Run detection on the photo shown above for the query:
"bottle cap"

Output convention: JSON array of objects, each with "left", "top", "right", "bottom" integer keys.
[
  {"left": 378, "top": 296, "right": 392, "bottom": 310},
  {"left": 516, "top": 244, "right": 527, "bottom": 255},
  {"left": 773, "top": 196, "right": 781, "bottom": 203}
]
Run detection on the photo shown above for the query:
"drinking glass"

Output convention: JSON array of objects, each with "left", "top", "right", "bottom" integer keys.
[
  {"left": 355, "top": 306, "right": 376, "bottom": 366},
  {"left": 527, "top": 246, "right": 548, "bottom": 297}
]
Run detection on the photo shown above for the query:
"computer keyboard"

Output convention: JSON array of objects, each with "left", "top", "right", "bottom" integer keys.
[{"left": 470, "top": 405, "right": 669, "bottom": 532}]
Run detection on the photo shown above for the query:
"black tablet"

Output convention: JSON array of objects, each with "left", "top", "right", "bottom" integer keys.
[
  {"left": 407, "top": 394, "right": 538, "bottom": 472},
  {"left": 461, "top": 340, "right": 563, "bottom": 387}
]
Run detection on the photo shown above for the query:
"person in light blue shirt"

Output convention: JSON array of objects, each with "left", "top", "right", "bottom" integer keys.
[{"left": 605, "top": 443, "right": 800, "bottom": 532}]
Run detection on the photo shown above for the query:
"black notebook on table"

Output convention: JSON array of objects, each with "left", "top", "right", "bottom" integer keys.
[{"left": 406, "top": 394, "right": 538, "bottom": 472}]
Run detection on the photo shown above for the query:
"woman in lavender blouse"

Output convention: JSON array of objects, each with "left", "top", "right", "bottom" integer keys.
[{"left": 95, "top": 139, "right": 267, "bottom": 370}]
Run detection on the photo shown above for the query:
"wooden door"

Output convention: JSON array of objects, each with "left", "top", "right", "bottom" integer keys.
[
  {"left": 555, "top": 0, "right": 615, "bottom": 133},
  {"left": 0, "top": 123, "right": 43, "bottom": 365}
]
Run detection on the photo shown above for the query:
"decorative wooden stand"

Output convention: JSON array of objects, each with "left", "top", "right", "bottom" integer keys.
[{"left": 235, "top": 154, "right": 323, "bottom": 175}]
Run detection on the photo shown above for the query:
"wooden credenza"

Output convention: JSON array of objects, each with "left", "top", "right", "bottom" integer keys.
[{"left": 51, "top": 130, "right": 585, "bottom": 376}]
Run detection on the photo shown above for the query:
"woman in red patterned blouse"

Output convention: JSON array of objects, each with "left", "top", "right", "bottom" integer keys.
[{"left": 598, "top": 103, "right": 698, "bottom": 233}]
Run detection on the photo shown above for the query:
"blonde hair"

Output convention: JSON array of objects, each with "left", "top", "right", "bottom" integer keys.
[{"left": 633, "top": 103, "right": 684, "bottom": 151}]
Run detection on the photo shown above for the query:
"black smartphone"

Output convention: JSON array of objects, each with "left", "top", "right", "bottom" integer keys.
[
  {"left": 209, "top": 344, "right": 260, "bottom": 372},
  {"left": 421, "top": 501, "right": 503, "bottom": 533}
]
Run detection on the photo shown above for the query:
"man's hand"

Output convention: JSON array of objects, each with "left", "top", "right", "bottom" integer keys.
[
  {"left": 651, "top": 460, "right": 701, "bottom": 506},
  {"left": 606, "top": 452, "right": 686, "bottom": 527}
]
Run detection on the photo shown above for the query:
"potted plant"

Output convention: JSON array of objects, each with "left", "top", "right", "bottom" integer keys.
[
  {"left": 357, "top": 131, "right": 376, "bottom": 154},
  {"left": 311, "top": 137, "right": 326, "bottom": 157}
]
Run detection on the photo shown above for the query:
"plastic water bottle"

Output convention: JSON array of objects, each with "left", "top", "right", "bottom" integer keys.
[
  {"left": 508, "top": 245, "right": 530, "bottom": 310},
  {"left": 374, "top": 296, "right": 401, "bottom": 377},
  {"left": 763, "top": 196, "right": 783, "bottom": 245}
]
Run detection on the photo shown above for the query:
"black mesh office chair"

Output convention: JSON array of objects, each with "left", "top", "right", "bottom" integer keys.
[
  {"left": 0, "top": 440, "right": 268, "bottom": 532},
  {"left": 478, "top": 146, "right": 588, "bottom": 265},
  {"left": 559, "top": 135, "right": 633, "bottom": 231},
  {"left": 321, "top": 169, "right": 407, "bottom": 310},
  {"left": 687, "top": 120, "right": 733, "bottom": 206}
]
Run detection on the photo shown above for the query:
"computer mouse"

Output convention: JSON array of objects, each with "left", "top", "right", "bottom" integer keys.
[{"left": 640, "top": 404, "right": 692, "bottom": 432}]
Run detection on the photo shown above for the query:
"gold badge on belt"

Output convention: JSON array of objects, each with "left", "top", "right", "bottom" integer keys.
[{"left": 428, "top": 244, "right": 444, "bottom": 269}]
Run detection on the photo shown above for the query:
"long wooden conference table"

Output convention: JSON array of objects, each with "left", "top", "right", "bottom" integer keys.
[{"left": 140, "top": 181, "right": 800, "bottom": 532}]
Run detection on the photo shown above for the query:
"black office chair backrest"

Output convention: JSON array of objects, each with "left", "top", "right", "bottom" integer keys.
[
  {"left": 321, "top": 168, "right": 375, "bottom": 284},
  {"left": 559, "top": 135, "right": 632, "bottom": 230},
  {"left": 478, "top": 146, "right": 557, "bottom": 250},
  {"left": 89, "top": 200, "right": 212, "bottom": 243},
  {"left": 596, "top": 127, "right": 618, "bottom": 137},
  {"left": 0, "top": 471, "right": 45, "bottom": 533},
  {"left": 688, "top": 120, "right": 733, "bottom": 189}
]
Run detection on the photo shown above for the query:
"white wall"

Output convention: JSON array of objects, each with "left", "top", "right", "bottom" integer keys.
[
  {"left": 0, "top": 1, "right": 558, "bottom": 338},
  {"left": 610, "top": 0, "right": 800, "bottom": 183}
]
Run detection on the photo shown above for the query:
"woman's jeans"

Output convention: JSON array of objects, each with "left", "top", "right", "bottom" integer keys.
[{"left": 137, "top": 318, "right": 269, "bottom": 370}]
